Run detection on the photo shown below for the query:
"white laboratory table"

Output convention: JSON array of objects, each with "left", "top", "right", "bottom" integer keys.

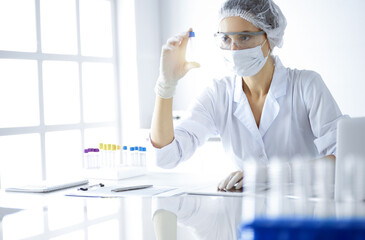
[
  {"left": 0, "top": 172, "right": 365, "bottom": 240},
  {"left": 0, "top": 172, "right": 219, "bottom": 240}
]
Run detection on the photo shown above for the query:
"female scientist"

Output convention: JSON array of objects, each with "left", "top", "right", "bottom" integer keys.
[{"left": 150, "top": 0, "right": 345, "bottom": 190}]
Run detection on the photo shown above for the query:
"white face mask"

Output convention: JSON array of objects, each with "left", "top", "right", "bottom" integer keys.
[{"left": 221, "top": 40, "right": 269, "bottom": 77}]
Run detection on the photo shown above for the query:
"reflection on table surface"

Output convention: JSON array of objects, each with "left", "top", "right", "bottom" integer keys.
[{"left": 1, "top": 192, "right": 365, "bottom": 240}]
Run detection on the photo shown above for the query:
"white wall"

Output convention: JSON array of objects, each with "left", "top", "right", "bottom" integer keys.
[
  {"left": 134, "top": 0, "right": 162, "bottom": 129},
  {"left": 135, "top": 0, "right": 365, "bottom": 129},
  {"left": 274, "top": 0, "right": 365, "bottom": 118}
]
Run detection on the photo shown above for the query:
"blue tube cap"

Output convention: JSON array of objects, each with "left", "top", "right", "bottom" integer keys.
[{"left": 189, "top": 31, "right": 195, "bottom": 37}]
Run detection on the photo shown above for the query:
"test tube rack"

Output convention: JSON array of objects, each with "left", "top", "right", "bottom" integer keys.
[{"left": 83, "top": 143, "right": 148, "bottom": 180}]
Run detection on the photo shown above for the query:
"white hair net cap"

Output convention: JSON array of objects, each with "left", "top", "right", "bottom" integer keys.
[{"left": 218, "top": 0, "right": 287, "bottom": 49}]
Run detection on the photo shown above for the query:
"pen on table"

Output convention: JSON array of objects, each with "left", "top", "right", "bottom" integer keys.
[
  {"left": 78, "top": 183, "right": 104, "bottom": 191},
  {"left": 111, "top": 184, "right": 153, "bottom": 192}
]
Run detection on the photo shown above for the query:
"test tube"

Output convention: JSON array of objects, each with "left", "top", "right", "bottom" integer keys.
[
  {"left": 107, "top": 144, "right": 112, "bottom": 167},
  {"left": 292, "top": 156, "right": 312, "bottom": 199},
  {"left": 122, "top": 146, "right": 128, "bottom": 166},
  {"left": 136, "top": 146, "right": 143, "bottom": 167},
  {"left": 353, "top": 156, "right": 365, "bottom": 201},
  {"left": 343, "top": 155, "right": 365, "bottom": 202},
  {"left": 129, "top": 147, "right": 135, "bottom": 166},
  {"left": 134, "top": 146, "right": 139, "bottom": 166},
  {"left": 141, "top": 147, "right": 146, "bottom": 168},
  {"left": 92, "top": 148, "right": 98, "bottom": 168},
  {"left": 103, "top": 145, "right": 106, "bottom": 167},
  {"left": 116, "top": 145, "right": 121, "bottom": 167},
  {"left": 95, "top": 148, "right": 100, "bottom": 169},
  {"left": 186, "top": 31, "right": 195, "bottom": 62},
  {"left": 267, "top": 158, "right": 291, "bottom": 217},
  {"left": 84, "top": 149, "right": 89, "bottom": 169},
  {"left": 99, "top": 143, "right": 104, "bottom": 168},
  {"left": 314, "top": 157, "right": 334, "bottom": 199},
  {"left": 111, "top": 144, "right": 116, "bottom": 168},
  {"left": 88, "top": 148, "right": 94, "bottom": 168}
]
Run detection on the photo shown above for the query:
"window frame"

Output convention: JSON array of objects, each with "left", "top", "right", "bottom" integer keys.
[{"left": 0, "top": 0, "right": 122, "bottom": 181}]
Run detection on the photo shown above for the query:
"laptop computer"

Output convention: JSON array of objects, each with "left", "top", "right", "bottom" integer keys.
[
  {"left": 335, "top": 117, "right": 365, "bottom": 201},
  {"left": 5, "top": 179, "right": 88, "bottom": 193}
]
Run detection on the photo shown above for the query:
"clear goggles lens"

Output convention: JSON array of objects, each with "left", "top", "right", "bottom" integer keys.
[{"left": 214, "top": 31, "right": 265, "bottom": 50}]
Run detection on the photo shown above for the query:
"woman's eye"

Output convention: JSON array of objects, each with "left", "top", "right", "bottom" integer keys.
[
  {"left": 222, "top": 35, "right": 230, "bottom": 43},
  {"left": 238, "top": 35, "right": 251, "bottom": 41}
]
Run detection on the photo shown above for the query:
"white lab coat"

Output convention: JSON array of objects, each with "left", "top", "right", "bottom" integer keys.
[{"left": 153, "top": 56, "right": 346, "bottom": 169}]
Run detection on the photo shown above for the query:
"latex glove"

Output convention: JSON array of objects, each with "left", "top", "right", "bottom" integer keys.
[
  {"left": 155, "top": 28, "right": 200, "bottom": 99},
  {"left": 217, "top": 171, "right": 243, "bottom": 191}
]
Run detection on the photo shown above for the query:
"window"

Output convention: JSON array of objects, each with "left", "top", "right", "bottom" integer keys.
[{"left": 0, "top": 0, "right": 121, "bottom": 186}]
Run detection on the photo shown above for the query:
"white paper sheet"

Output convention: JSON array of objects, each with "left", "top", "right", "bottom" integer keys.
[{"left": 65, "top": 185, "right": 177, "bottom": 198}]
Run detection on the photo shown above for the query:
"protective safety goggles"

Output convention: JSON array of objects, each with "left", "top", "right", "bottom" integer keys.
[{"left": 214, "top": 31, "right": 266, "bottom": 50}]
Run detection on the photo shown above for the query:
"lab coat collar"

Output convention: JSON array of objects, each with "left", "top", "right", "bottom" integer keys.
[
  {"left": 233, "top": 56, "right": 287, "bottom": 103},
  {"left": 258, "top": 57, "right": 288, "bottom": 137},
  {"left": 233, "top": 88, "right": 264, "bottom": 148},
  {"left": 233, "top": 56, "right": 288, "bottom": 142},
  {"left": 268, "top": 56, "right": 287, "bottom": 99}
]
